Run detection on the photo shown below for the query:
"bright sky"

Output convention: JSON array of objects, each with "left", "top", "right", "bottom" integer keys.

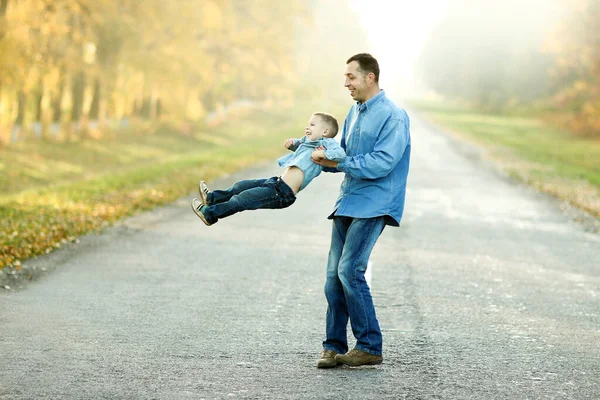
[
  {"left": 350, "top": 0, "right": 562, "bottom": 98},
  {"left": 350, "top": 0, "right": 449, "bottom": 97}
]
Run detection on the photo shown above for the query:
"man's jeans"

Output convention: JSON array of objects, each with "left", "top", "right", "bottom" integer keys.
[
  {"left": 323, "top": 216, "right": 386, "bottom": 356},
  {"left": 203, "top": 176, "right": 296, "bottom": 224}
]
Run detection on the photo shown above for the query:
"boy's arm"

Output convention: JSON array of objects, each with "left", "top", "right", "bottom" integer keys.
[
  {"left": 285, "top": 136, "right": 306, "bottom": 152},
  {"left": 322, "top": 138, "right": 347, "bottom": 162},
  {"left": 311, "top": 140, "right": 346, "bottom": 173}
]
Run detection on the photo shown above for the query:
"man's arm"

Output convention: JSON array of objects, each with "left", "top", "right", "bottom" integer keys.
[
  {"left": 311, "top": 140, "right": 345, "bottom": 170},
  {"left": 311, "top": 153, "right": 340, "bottom": 170},
  {"left": 321, "top": 138, "right": 346, "bottom": 161}
]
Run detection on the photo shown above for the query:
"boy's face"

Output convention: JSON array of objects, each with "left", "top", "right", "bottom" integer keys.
[{"left": 305, "top": 115, "right": 329, "bottom": 141}]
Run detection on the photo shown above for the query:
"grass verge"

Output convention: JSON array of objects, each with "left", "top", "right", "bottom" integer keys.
[
  {"left": 409, "top": 99, "right": 600, "bottom": 218},
  {"left": 0, "top": 104, "right": 346, "bottom": 270}
]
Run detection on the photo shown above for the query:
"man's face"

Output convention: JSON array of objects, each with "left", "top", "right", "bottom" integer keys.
[
  {"left": 345, "top": 61, "right": 369, "bottom": 103},
  {"left": 305, "top": 115, "right": 328, "bottom": 141}
]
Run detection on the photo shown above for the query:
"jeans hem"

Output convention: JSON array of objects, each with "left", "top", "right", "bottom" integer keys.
[
  {"left": 354, "top": 344, "right": 382, "bottom": 357},
  {"left": 323, "top": 345, "right": 346, "bottom": 354}
]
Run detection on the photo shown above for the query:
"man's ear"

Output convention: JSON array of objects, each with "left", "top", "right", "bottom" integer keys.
[{"left": 367, "top": 72, "right": 375, "bottom": 84}]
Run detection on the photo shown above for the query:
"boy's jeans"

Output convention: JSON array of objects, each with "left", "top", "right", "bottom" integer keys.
[
  {"left": 203, "top": 176, "right": 296, "bottom": 224},
  {"left": 323, "top": 216, "right": 386, "bottom": 356}
]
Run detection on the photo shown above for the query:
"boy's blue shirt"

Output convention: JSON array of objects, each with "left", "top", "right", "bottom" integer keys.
[
  {"left": 326, "top": 90, "right": 412, "bottom": 226},
  {"left": 277, "top": 137, "right": 346, "bottom": 191}
]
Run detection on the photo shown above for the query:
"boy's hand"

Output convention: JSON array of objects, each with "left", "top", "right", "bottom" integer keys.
[
  {"left": 311, "top": 149, "right": 326, "bottom": 161},
  {"left": 284, "top": 139, "right": 296, "bottom": 149},
  {"left": 311, "top": 149, "right": 338, "bottom": 168}
]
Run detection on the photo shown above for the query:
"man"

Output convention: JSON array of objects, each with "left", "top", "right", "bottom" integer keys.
[{"left": 311, "top": 53, "right": 411, "bottom": 368}]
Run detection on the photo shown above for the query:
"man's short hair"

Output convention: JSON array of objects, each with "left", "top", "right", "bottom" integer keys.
[
  {"left": 313, "top": 112, "right": 339, "bottom": 138},
  {"left": 346, "top": 53, "right": 380, "bottom": 83}
]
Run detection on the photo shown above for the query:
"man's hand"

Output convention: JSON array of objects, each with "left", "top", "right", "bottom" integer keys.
[
  {"left": 311, "top": 149, "right": 338, "bottom": 168},
  {"left": 284, "top": 139, "right": 296, "bottom": 149}
]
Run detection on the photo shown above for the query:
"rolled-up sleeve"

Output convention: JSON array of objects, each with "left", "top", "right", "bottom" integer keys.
[{"left": 323, "top": 139, "right": 347, "bottom": 162}]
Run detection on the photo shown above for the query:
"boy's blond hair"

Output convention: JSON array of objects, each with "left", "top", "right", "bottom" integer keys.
[{"left": 313, "top": 112, "right": 339, "bottom": 138}]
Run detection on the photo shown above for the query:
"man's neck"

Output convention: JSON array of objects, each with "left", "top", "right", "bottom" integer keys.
[{"left": 360, "top": 86, "right": 381, "bottom": 104}]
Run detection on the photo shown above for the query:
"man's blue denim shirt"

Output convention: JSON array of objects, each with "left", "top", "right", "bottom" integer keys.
[
  {"left": 326, "top": 90, "right": 411, "bottom": 226},
  {"left": 278, "top": 137, "right": 346, "bottom": 191}
]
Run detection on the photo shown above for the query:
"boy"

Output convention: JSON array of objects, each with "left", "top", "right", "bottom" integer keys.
[{"left": 191, "top": 112, "right": 345, "bottom": 226}]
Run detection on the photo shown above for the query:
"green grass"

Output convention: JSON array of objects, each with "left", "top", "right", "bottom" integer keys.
[
  {"left": 410, "top": 98, "right": 600, "bottom": 216},
  {"left": 0, "top": 104, "right": 347, "bottom": 269}
]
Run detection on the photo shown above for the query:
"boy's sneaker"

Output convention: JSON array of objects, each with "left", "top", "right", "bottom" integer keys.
[
  {"left": 316, "top": 350, "right": 339, "bottom": 368},
  {"left": 335, "top": 348, "right": 383, "bottom": 366},
  {"left": 198, "top": 181, "right": 211, "bottom": 206},
  {"left": 191, "top": 198, "right": 213, "bottom": 226}
]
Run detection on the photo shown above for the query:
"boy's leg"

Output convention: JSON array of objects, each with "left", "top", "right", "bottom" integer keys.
[
  {"left": 202, "top": 177, "right": 295, "bottom": 223},
  {"left": 337, "top": 217, "right": 386, "bottom": 356},
  {"left": 208, "top": 178, "right": 266, "bottom": 205}
]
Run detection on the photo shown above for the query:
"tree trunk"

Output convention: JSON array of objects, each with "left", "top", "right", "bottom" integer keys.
[
  {"left": 2, "top": 88, "right": 16, "bottom": 146},
  {"left": 15, "top": 90, "right": 26, "bottom": 142},
  {"left": 80, "top": 80, "right": 94, "bottom": 138},
  {"left": 0, "top": 84, "right": 6, "bottom": 146},
  {"left": 0, "top": 0, "right": 8, "bottom": 41},
  {"left": 53, "top": 76, "right": 64, "bottom": 123},
  {"left": 149, "top": 86, "right": 159, "bottom": 120},
  {"left": 40, "top": 76, "right": 52, "bottom": 141},
  {"left": 113, "top": 70, "right": 126, "bottom": 122},
  {"left": 34, "top": 87, "right": 43, "bottom": 122},
  {"left": 1, "top": 1, "right": 12, "bottom": 144},
  {"left": 90, "top": 77, "right": 108, "bottom": 136},
  {"left": 61, "top": 75, "right": 72, "bottom": 142},
  {"left": 33, "top": 86, "right": 43, "bottom": 140},
  {"left": 90, "top": 77, "right": 100, "bottom": 120},
  {"left": 134, "top": 73, "right": 145, "bottom": 117},
  {"left": 71, "top": 71, "right": 85, "bottom": 138},
  {"left": 97, "top": 88, "right": 108, "bottom": 133}
]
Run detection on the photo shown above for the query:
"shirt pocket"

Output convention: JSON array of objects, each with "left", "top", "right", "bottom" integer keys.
[{"left": 359, "top": 129, "right": 378, "bottom": 151}]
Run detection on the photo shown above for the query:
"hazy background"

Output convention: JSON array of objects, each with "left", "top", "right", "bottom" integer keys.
[
  {"left": 0, "top": 0, "right": 598, "bottom": 143},
  {"left": 356, "top": 0, "right": 562, "bottom": 96}
]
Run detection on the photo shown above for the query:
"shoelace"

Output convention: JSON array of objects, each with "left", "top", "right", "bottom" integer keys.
[
  {"left": 322, "top": 350, "right": 336, "bottom": 358},
  {"left": 346, "top": 349, "right": 361, "bottom": 357}
]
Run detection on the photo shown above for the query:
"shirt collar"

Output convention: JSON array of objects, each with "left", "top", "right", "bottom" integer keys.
[{"left": 357, "top": 89, "right": 386, "bottom": 111}]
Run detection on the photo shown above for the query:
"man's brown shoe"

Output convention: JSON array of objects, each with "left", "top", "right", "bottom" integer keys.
[
  {"left": 316, "top": 350, "right": 339, "bottom": 368},
  {"left": 335, "top": 348, "right": 383, "bottom": 366}
]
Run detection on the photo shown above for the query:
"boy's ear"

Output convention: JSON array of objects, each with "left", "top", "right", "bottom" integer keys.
[{"left": 324, "top": 128, "right": 330, "bottom": 137}]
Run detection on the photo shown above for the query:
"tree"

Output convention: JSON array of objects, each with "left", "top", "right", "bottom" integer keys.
[
  {"left": 0, "top": 0, "right": 330, "bottom": 145},
  {"left": 547, "top": 0, "right": 600, "bottom": 135}
]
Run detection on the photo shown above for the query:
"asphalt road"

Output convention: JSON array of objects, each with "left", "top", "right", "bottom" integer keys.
[{"left": 1, "top": 113, "right": 599, "bottom": 399}]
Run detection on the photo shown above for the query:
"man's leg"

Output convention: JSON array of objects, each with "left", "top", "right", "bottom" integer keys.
[
  {"left": 317, "top": 217, "right": 352, "bottom": 368},
  {"left": 338, "top": 217, "right": 386, "bottom": 356},
  {"left": 208, "top": 178, "right": 267, "bottom": 205},
  {"left": 323, "top": 217, "right": 352, "bottom": 355}
]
